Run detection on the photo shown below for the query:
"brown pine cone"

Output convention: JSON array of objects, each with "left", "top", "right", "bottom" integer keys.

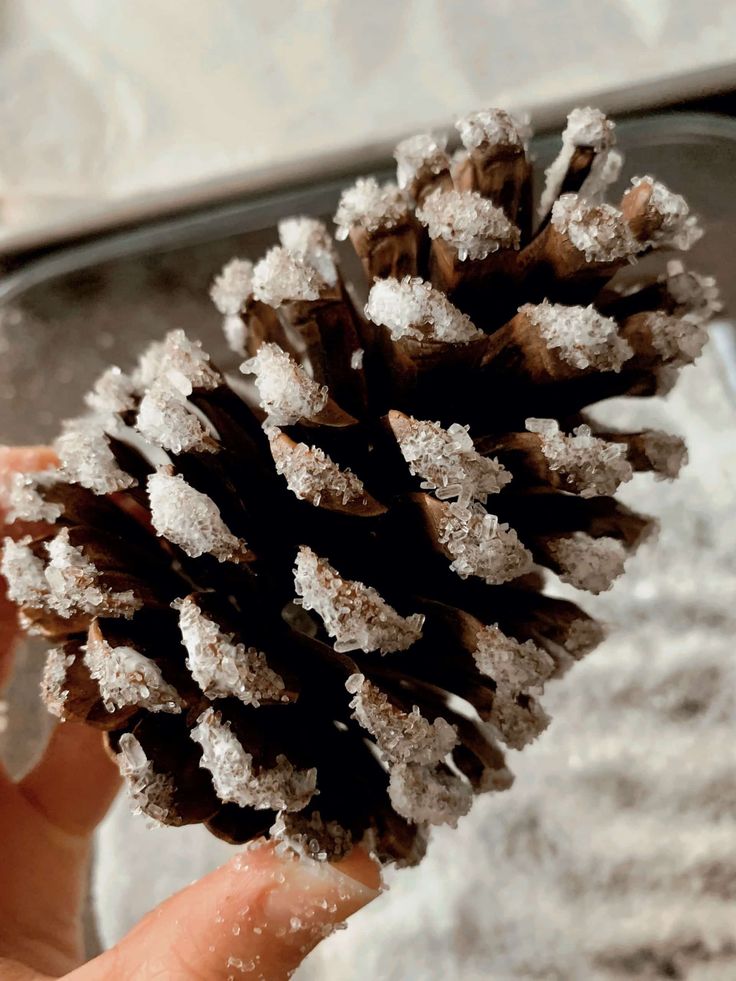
[{"left": 1, "top": 106, "right": 719, "bottom": 867}]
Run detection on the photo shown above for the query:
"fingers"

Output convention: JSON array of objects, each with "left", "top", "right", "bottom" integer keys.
[{"left": 69, "top": 842, "right": 381, "bottom": 981}]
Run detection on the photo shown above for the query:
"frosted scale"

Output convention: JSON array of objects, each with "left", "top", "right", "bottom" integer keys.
[
  {"left": 365, "top": 276, "right": 483, "bottom": 344},
  {"left": 416, "top": 187, "right": 521, "bottom": 261},
  {"left": 241, "top": 342, "right": 328, "bottom": 426},
  {"left": 523, "top": 301, "right": 633, "bottom": 372},
  {"left": 525, "top": 417, "right": 633, "bottom": 497}
]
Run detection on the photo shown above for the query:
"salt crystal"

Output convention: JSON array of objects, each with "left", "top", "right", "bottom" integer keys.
[
  {"left": 210, "top": 258, "right": 254, "bottom": 315},
  {"left": 539, "top": 107, "right": 617, "bottom": 216},
  {"left": 1, "top": 537, "right": 50, "bottom": 608},
  {"left": 116, "top": 732, "right": 178, "bottom": 826},
  {"left": 643, "top": 311, "right": 708, "bottom": 367},
  {"left": 278, "top": 216, "right": 339, "bottom": 286},
  {"left": 416, "top": 187, "right": 520, "bottom": 261},
  {"left": 523, "top": 301, "right": 633, "bottom": 372},
  {"left": 388, "top": 761, "right": 472, "bottom": 827},
  {"left": 136, "top": 378, "right": 219, "bottom": 455},
  {"left": 6, "top": 471, "right": 63, "bottom": 524},
  {"left": 252, "top": 246, "right": 322, "bottom": 307},
  {"left": 144, "top": 329, "right": 221, "bottom": 396},
  {"left": 393, "top": 415, "right": 511, "bottom": 506},
  {"left": 191, "top": 707, "right": 317, "bottom": 811},
  {"left": 639, "top": 430, "right": 688, "bottom": 480},
  {"left": 84, "top": 631, "right": 183, "bottom": 713},
  {"left": 525, "top": 417, "right": 633, "bottom": 497},
  {"left": 565, "top": 617, "right": 606, "bottom": 657},
  {"left": 551, "top": 194, "right": 638, "bottom": 264},
  {"left": 55, "top": 417, "right": 136, "bottom": 494},
  {"left": 346, "top": 673, "right": 457, "bottom": 764},
  {"left": 44, "top": 528, "right": 142, "bottom": 618},
  {"left": 394, "top": 132, "right": 449, "bottom": 192},
  {"left": 365, "top": 276, "right": 483, "bottom": 344},
  {"left": 472, "top": 623, "right": 554, "bottom": 693},
  {"left": 456, "top": 108, "right": 531, "bottom": 152},
  {"left": 546, "top": 532, "right": 627, "bottom": 594},
  {"left": 268, "top": 429, "right": 368, "bottom": 509},
  {"left": 628, "top": 176, "right": 703, "bottom": 251},
  {"left": 147, "top": 471, "right": 250, "bottom": 563},
  {"left": 40, "top": 646, "right": 74, "bottom": 716},
  {"left": 438, "top": 502, "right": 533, "bottom": 585},
  {"left": 293, "top": 547, "right": 424, "bottom": 654},
  {"left": 350, "top": 348, "right": 364, "bottom": 370},
  {"left": 241, "top": 342, "right": 328, "bottom": 426},
  {"left": 334, "top": 177, "right": 410, "bottom": 240},
  {"left": 85, "top": 366, "right": 137, "bottom": 415},
  {"left": 663, "top": 260, "right": 721, "bottom": 323},
  {"left": 269, "top": 810, "right": 353, "bottom": 862},
  {"left": 174, "top": 595, "right": 285, "bottom": 706}
]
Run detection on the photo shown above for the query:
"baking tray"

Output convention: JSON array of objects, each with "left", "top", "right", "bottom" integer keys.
[{"left": 0, "top": 111, "right": 735, "bottom": 450}]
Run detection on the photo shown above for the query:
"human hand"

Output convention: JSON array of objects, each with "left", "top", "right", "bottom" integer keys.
[{"left": 0, "top": 446, "right": 380, "bottom": 981}]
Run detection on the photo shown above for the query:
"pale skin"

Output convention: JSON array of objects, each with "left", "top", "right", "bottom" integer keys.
[{"left": 0, "top": 447, "right": 380, "bottom": 981}]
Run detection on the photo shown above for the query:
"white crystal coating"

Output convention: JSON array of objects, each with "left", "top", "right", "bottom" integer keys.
[
  {"left": 539, "top": 107, "right": 617, "bottom": 216},
  {"left": 394, "top": 132, "right": 449, "bottom": 192},
  {"left": 394, "top": 416, "right": 511, "bottom": 506},
  {"left": 6, "top": 471, "right": 63, "bottom": 523},
  {"left": 40, "top": 647, "right": 74, "bottom": 717},
  {"left": 136, "top": 379, "right": 218, "bottom": 455},
  {"left": 565, "top": 617, "right": 606, "bottom": 657},
  {"left": 241, "top": 343, "right": 329, "bottom": 426},
  {"left": 525, "top": 418, "right": 633, "bottom": 498},
  {"left": 438, "top": 502, "right": 533, "bottom": 585},
  {"left": 523, "top": 301, "right": 633, "bottom": 373},
  {"left": 191, "top": 707, "right": 316, "bottom": 812},
  {"left": 1, "top": 537, "right": 50, "bottom": 608},
  {"left": 252, "top": 246, "right": 323, "bottom": 307},
  {"left": 84, "top": 634, "right": 182, "bottom": 714},
  {"left": 294, "top": 546, "right": 424, "bottom": 654},
  {"left": 472, "top": 624, "right": 554, "bottom": 693},
  {"left": 44, "top": 528, "right": 142, "bottom": 618},
  {"left": 174, "top": 595, "right": 285, "bottom": 706},
  {"left": 210, "top": 258, "right": 254, "bottom": 315},
  {"left": 147, "top": 471, "right": 249, "bottom": 563},
  {"left": 639, "top": 430, "right": 688, "bottom": 480},
  {"left": 546, "top": 532, "right": 627, "bottom": 594},
  {"left": 551, "top": 194, "right": 638, "bottom": 263},
  {"left": 345, "top": 673, "right": 457, "bottom": 764},
  {"left": 117, "top": 733, "right": 178, "bottom": 826},
  {"left": 365, "top": 276, "right": 483, "bottom": 344},
  {"left": 333, "top": 177, "right": 410, "bottom": 240},
  {"left": 351, "top": 348, "right": 364, "bottom": 370},
  {"left": 55, "top": 418, "right": 136, "bottom": 495},
  {"left": 628, "top": 176, "right": 703, "bottom": 251},
  {"left": 417, "top": 187, "right": 520, "bottom": 261},
  {"left": 486, "top": 694, "right": 550, "bottom": 749},
  {"left": 156, "top": 329, "right": 221, "bottom": 395},
  {"left": 664, "top": 260, "right": 721, "bottom": 322},
  {"left": 456, "top": 108, "right": 531, "bottom": 152},
  {"left": 269, "top": 430, "right": 369, "bottom": 509},
  {"left": 270, "top": 811, "right": 354, "bottom": 862},
  {"left": 388, "top": 761, "right": 472, "bottom": 828},
  {"left": 85, "top": 367, "right": 138, "bottom": 415},
  {"left": 278, "top": 216, "right": 339, "bottom": 286},
  {"left": 643, "top": 311, "right": 708, "bottom": 367},
  {"left": 222, "top": 313, "right": 248, "bottom": 356}
]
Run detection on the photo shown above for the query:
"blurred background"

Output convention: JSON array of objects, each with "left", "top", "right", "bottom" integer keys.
[{"left": 1, "top": 2, "right": 736, "bottom": 979}]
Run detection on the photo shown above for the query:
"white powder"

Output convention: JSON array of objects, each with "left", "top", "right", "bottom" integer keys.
[
  {"left": 523, "top": 301, "right": 633, "bottom": 372},
  {"left": 546, "top": 532, "right": 627, "bottom": 594},
  {"left": 210, "top": 258, "right": 254, "bottom": 315},
  {"left": 455, "top": 108, "right": 531, "bottom": 152},
  {"left": 252, "top": 246, "right": 323, "bottom": 307},
  {"left": 394, "top": 132, "right": 450, "bottom": 192},
  {"left": 333, "top": 177, "right": 410, "bottom": 240},
  {"left": 268, "top": 429, "right": 369, "bottom": 509},
  {"left": 416, "top": 187, "right": 520, "bottom": 261},
  {"left": 136, "top": 379, "right": 219, "bottom": 455},
  {"left": 278, "top": 216, "right": 339, "bottom": 286},
  {"left": 525, "top": 417, "right": 633, "bottom": 498},
  {"left": 627, "top": 176, "right": 703, "bottom": 251},
  {"left": 365, "top": 276, "right": 483, "bottom": 344},
  {"left": 85, "top": 366, "right": 138, "bottom": 415},
  {"left": 191, "top": 707, "right": 316, "bottom": 812},
  {"left": 174, "top": 595, "right": 285, "bottom": 706},
  {"left": 551, "top": 194, "right": 638, "bottom": 263},
  {"left": 1, "top": 536, "right": 51, "bottom": 608},
  {"left": 6, "top": 471, "right": 63, "bottom": 524},
  {"left": 391, "top": 414, "right": 511, "bottom": 506},
  {"left": 84, "top": 631, "right": 183, "bottom": 714},
  {"left": 241, "top": 342, "right": 328, "bottom": 426},
  {"left": 539, "top": 107, "right": 617, "bottom": 216},
  {"left": 147, "top": 471, "right": 250, "bottom": 563},
  {"left": 345, "top": 673, "right": 458, "bottom": 765},
  {"left": 388, "top": 761, "right": 472, "bottom": 828},
  {"left": 437, "top": 501, "right": 533, "bottom": 585},
  {"left": 293, "top": 546, "right": 424, "bottom": 654}
]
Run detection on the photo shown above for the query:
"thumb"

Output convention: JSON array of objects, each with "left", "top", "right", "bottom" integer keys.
[{"left": 68, "top": 841, "right": 380, "bottom": 981}]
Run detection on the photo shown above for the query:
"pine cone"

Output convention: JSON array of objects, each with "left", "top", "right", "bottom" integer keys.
[{"left": 2, "top": 107, "right": 719, "bottom": 866}]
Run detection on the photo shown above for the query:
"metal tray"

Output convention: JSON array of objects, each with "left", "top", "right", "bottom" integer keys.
[{"left": 0, "top": 110, "right": 735, "bottom": 449}]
